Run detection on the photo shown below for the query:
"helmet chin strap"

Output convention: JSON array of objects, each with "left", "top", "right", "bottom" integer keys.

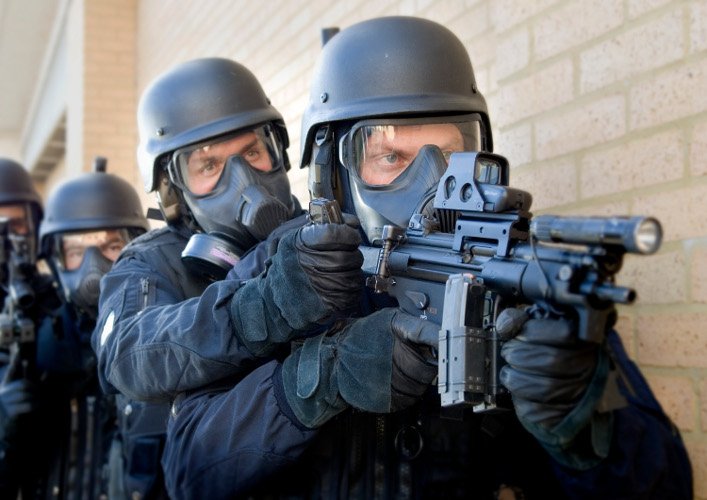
[
  {"left": 156, "top": 169, "right": 197, "bottom": 231},
  {"left": 309, "top": 126, "right": 336, "bottom": 200}
]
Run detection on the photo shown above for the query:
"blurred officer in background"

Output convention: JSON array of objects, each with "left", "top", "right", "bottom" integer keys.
[
  {"left": 37, "top": 158, "right": 149, "bottom": 498},
  {"left": 0, "top": 157, "right": 63, "bottom": 498},
  {"left": 161, "top": 17, "right": 692, "bottom": 499},
  {"left": 92, "top": 57, "right": 363, "bottom": 499}
]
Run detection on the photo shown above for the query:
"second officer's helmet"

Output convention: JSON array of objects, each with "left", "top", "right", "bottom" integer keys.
[
  {"left": 137, "top": 57, "right": 297, "bottom": 252},
  {"left": 39, "top": 159, "right": 150, "bottom": 318},
  {"left": 301, "top": 16, "right": 493, "bottom": 243}
]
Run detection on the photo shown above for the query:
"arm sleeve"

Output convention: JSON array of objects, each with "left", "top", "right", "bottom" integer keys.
[
  {"left": 551, "top": 331, "right": 693, "bottom": 498},
  {"left": 162, "top": 360, "right": 317, "bottom": 500},
  {"left": 92, "top": 254, "right": 260, "bottom": 401},
  {"left": 93, "top": 216, "right": 333, "bottom": 403}
]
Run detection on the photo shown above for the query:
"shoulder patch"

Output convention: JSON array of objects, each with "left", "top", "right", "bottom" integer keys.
[{"left": 100, "top": 310, "right": 116, "bottom": 346}]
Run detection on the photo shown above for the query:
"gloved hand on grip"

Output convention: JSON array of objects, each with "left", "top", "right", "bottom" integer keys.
[
  {"left": 0, "top": 352, "right": 40, "bottom": 439},
  {"left": 280, "top": 308, "right": 438, "bottom": 428},
  {"left": 292, "top": 213, "right": 364, "bottom": 312},
  {"left": 230, "top": 215, "right": 363, "bottom": 357},
  {"left": 0, "top": 379, "right": 39, "bottom": 425},
  {"left": 497, "top": 306, "right": 621, "bottom": 470}
]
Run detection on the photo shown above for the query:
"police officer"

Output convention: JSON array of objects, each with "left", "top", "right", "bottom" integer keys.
[
  {"left": 0, "top": 158, "right": 62, "bottom": 498},
  {"left": 37, "top": 159, "right": 150, "bottom": 498},
  {"left": 92, "top": 57, "right": 363, "bottom": 498},
  {"left": 162, "top": 17, "right": 692, "bottom": 499}
]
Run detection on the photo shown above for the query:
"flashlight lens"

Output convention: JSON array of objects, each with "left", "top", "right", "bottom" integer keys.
[{"left": 634, "top": 218, "right": 662, "bottom": 254}]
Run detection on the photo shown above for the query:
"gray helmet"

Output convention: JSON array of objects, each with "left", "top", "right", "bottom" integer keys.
[
  {"left": 0, "top": 157, "right": 43, "bottom": 221},
  {"left": 300, "top": 16, "right": 493, "bottom": 168},
  {"left": 137, "top": 57, "right": 290, "bottom": 193},
  {"left": 39, "top": 159, "right": 150, "bottom": 255},
  {"left": 136, "top": 57, "right": 297, "bottom": 267},
  {"left": 300, "top": 17, "right": 493, "bottom": 243},
  {"left": 0, "top": 158, "right": 43, "bottom": 256}
]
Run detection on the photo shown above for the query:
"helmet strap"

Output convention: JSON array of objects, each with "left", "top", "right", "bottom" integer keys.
[
  {"left": 156, "top": 169, "right": 197, "bottom": 231},
  {"left": 309, "top": 126, "right": 336, "bottom": 200}
]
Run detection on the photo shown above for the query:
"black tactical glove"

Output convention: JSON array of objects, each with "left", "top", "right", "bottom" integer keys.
[
  {"left": 0, "top": 352, "right": 39, "bottom": 439},
  {"left": 0, "top": 379, "right": 38, "bottom": 425},
  {"left": 231, "top": 215, "right": 363, "bottom": 357},
  {"left": 280, "top": 308, "right": 438, "bottom": 428},
  {"left": 292, "top": 215, "right": 364, "bottom": 312},
  {"left": 498, "top": 306, "right": 619, "bottom": 469}
]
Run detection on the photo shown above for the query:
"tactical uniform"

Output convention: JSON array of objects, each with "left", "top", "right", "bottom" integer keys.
[
  {"left": 0, "top": 158, "right": 64, "bottom": 499},
  {"left": 164, "top": 327, "right": 691, "bottom": 499},
  {"left": 30, "top": 161, "right": 151, "bottom": 499}
]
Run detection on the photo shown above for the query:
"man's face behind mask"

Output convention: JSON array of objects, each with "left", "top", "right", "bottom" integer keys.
[
  {"left": 338, "top": 114, "right": 483, "bottom": 188},
  {"left": 0, "top": 204, "right": 31, "bottom": 236},
  {"left": 53, "top": 228, "right": 132, "bottom": 318},
  {"left": 337, "top": 114, "right": 484, "bottom": 243},
  {"left": 170, "top": 127, "right": 278, "bottom": 196},
  {"left": 357, "top": 123, "right": 464, "bottom": 185},
  {"left": 59, "top": 229, "right": 130, "bottom": 270},
  {"left": 167, "top": 124, "right": 295, "bottom": 250}
]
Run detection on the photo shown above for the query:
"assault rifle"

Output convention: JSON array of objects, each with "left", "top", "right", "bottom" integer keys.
[
  {"left": 311, "top": 149, "right": 662, "bottom": 413},
  {"left": 0, "top": 217, "right": 37, "bottom": 380}
]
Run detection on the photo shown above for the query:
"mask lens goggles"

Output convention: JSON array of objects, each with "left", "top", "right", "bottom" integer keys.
[
  {"left": 57, "top": 229, "right": 131, "bottom": 271},
  {"left": 338, "top": 114, "right": 483, "bottom": 187},
  {"left": 0, "top": 203, "right": 33, "bottom": 236},
  {"left": 168, "top": 124, "right": 282, "bottom": 197}
]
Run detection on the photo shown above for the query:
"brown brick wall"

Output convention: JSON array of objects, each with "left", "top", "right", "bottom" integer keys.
[{"left": 83, "top": 0, "right": 138, "bottom": 188}]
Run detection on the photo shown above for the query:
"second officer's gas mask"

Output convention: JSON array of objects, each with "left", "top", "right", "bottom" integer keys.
[
  {"left": 52, "top": 229, "right": 130, "bottom": 319},
  {"left": 336, "top": 114, "right": 484, "bottom": 243},
  {"left": 167, "top": 124, "right": 295, "bottom": 278}
]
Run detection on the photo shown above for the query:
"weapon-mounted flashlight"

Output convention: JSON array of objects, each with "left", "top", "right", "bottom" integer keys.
[{"left": 530, "top": 215, "right": 662, "bottom": 255}]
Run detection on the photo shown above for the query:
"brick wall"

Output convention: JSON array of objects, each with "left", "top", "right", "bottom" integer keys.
[
  {"left": 82, "top": 0, "right": 139, "bottom": 190},
  {"left": 132, "top": 0, "right": 706, "bottom": 494}
]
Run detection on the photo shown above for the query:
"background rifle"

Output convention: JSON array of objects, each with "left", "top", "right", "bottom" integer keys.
[{"left": 0, "top": 217, "right": 37, "bottom": 381}]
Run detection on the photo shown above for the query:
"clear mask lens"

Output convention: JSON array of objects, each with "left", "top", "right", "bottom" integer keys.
[
  {"left": 0, "top": 203, "right": 33, "bottom": 236},
  {"left": 339, "top": 115, "right": 483, "bottom": 187},
  {"left": 58, "top": 229, "right": 130, "bottom": 271},
  {"left": 169, "top": 125, "right": 282, "bottom": 196}
]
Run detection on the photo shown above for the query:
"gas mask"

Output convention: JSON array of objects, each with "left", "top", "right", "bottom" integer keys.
[
  {"left": 347, "top": 145, "right": 448, "bottom": 243},
  {"left": 168, "top": 126, "right": 295, "bottom": 279},
  {"left": 337, "top": 115, "right": 483, "bottom": 243},
  {"left": 56, "top": 246, "right": 113, "bottom": 319}
]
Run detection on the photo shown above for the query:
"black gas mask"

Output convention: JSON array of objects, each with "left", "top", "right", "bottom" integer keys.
[
  {"left": 168, "top": 126, "right": 295, "bottom": 279},
  {"left": 56, "top": 246, "right": 113, "bottom": 319}
]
